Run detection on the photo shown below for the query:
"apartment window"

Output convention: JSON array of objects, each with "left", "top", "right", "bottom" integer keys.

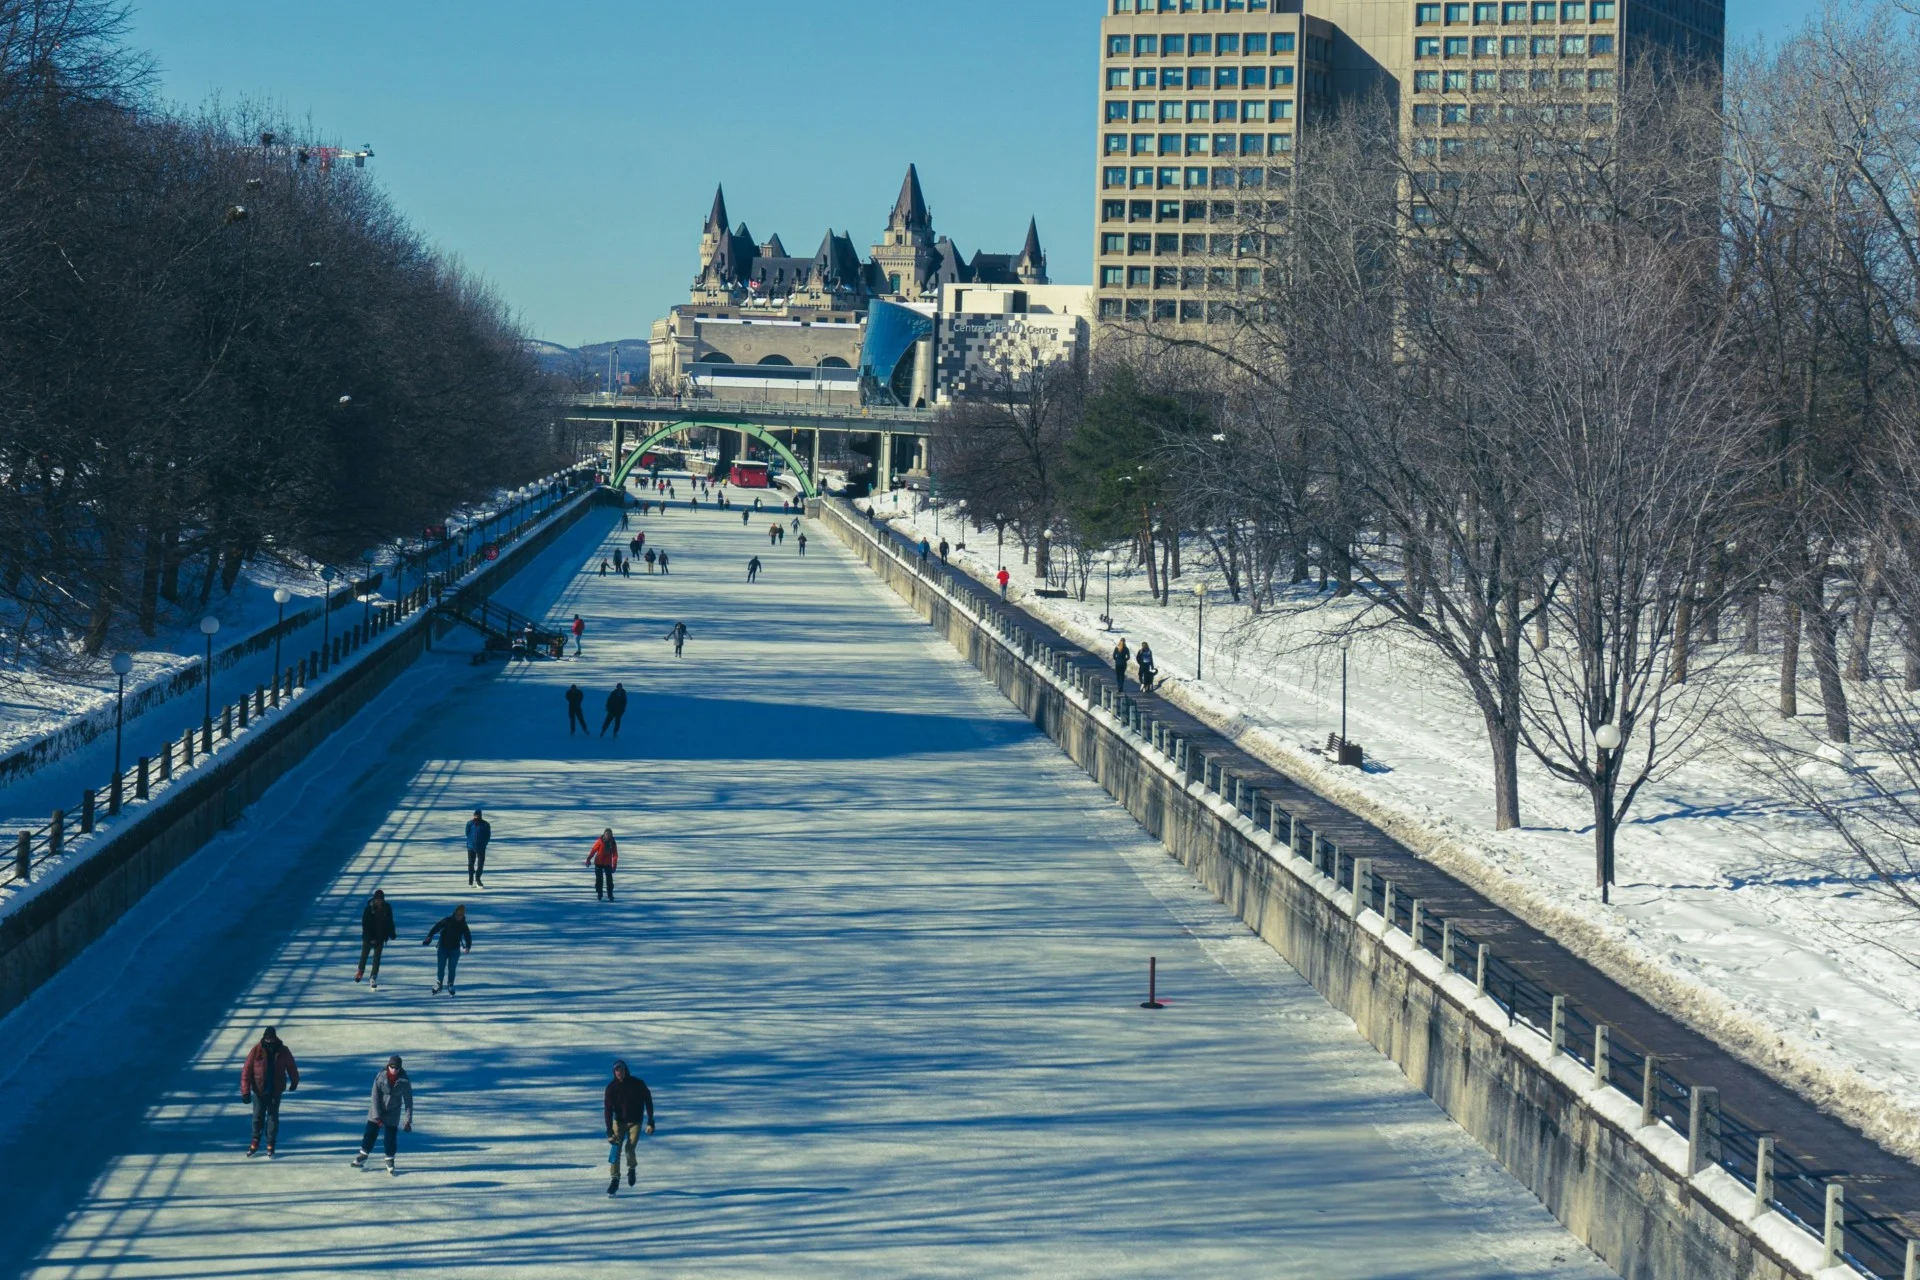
[
  {"left": 1561, "top": 34, "right": 1585, "bottom": 52},
  {"left": 1180, "top": 300, "right": 1205, "bottom": 321},
  {"left": 1102, "top": 233, "right": 1126, "bottom": 253},
  {"left": 1155, "top": 267, "right": 1179, "bottom": 287},
  {"left": 1474, "top": 2, "right": 1498, "bottom": 18},
  {"left": 1245, "top": 66, "right": 1268, "bottom": 86},
  {"left": 1532, "top": 35, "right": 1555, "bottom": 53},
  {"left": 1185, "top": 166, "right": 1209, "bottom": 187},
  {"left": 1185, "top": 101, "right": 1210, "bottom": 123},
  {"left": 1445, "top": 2, "right": 1469, "bottom": 20},
  {"left": 1160, "top": 132, "right": 1184, "bottom": 153},
  {"left": 1414, "top": 69, "right": 1440, "bottom": 90},
  {"left": 1106, "top": 134, "right": 1127, "bottom": 154},
  {"left": 1132, "top": 133, "right": 1154, "bottom": 153},
  {"left": 1135, "top": 68, "right": 1158, "bottom": 88},
  {"left": 1190, "top": 66, "right": 1212, "bottom": 87},
  {"left": 1162, "top": 101, "right": 1185, "bottom": 121},
  {"left": 1241, "top": 132, "right": 1265, "bottom": 153},
  {"left": 1274, "top": 32, "right": 1295, "bottom": 51},
  {"left": 1132, "top": 166, "right": 1154, "bottom": 186},
  {"left": 1530, "top": 68, "right": 1551, "bottom": 87},
  {"left": 1470, "top": 103, "right": 1492, "bottom": 121},
  {"left": 1559, "top": 67, "right": 1583, "bottom": 86},
  {"left": 1441, "top": 138, "right": 1465, "bottom": 155},
  {"left": 1129, "top": 233, "right": 1153, "bottom": 253},
  {"left": 1442, "top": 103, "right": 1467, "bottom": 122},
  {"left": 1108, "top": 36, "right": 1129, "bottom": 56},
  {"left": 1502, "top": 1, "right": 1526, "bottom": 17},
  {"left": 1103, "top": 200, "right": 1126, "bottom": 220},
  {"left": 1443, "top": 69, "right": 1467, "bottom": 89},
  {"left": 1186, "top": 199, "right": 1209, "bottom": 219},
  {"left": 1215, "top": 100, "right": 1239, "bottom": 120},
  {"left": 1127, "top": 267, "right": 1152, "bottom": 287},
  {"left": 1099, "top": 298, "right": 1123, "bottom": 319},
  {"left": 1413, "top": 103, "right": 1439, "bottom": 124},
  {"left": 1444, "top": 36, "right": 1468, "bottom": 55},
  {"left": 1562, "top": 1, "right": 1585, "bottom": 16},
  {"left": 1588, "top": 103, "right": 1614, "bottom": 123},
  {"left": 1156, "top": 233, "right": 1181, "bottom": 253},
  {"left": 1101, "top": 266, "right": 1126, "bottom": 286},
  {"left": 1416, "top": 36, "right": 1441, "bottom": 56},
  {"left": 1244, "top": 100, "right": 1268, "bottom": 120},
  {"left": 1472, "top": 69, "right": 1497, "bottom": 88},
  {"left": 1156, "top": 166, "right": 1178, "bottom": 187},
  {"left": 1130, "top": 200, "right": 1153, "bottom": 220},
  {"left": 1154, "top": 299, "right": 1178, "bottom": 320},
  {"left": 1274, "top": 65, "right": 1295, "bottom": 84},
  {"left": 1211, "top": 200, "right": 1237, "bottom": 219},
  {"left": 1184, "top": 234, "right": 1208, "bottom": 253},
  {"left": 1412, "top": 205, "right": 1438, "bottom": 226},
  {"left": 1591, "top": 0, "right": 1614, "bottom": 15},
  {"left": 1208, "top": 267, "right": 1232, "bottom": 288},
  {"left": 1270, "top": 132, "right": 1293, "bottom": 151},
  {"left": 1164, "top": 34, "right": 1186, "bottom": 55},
  {"left": 1272, "top": 99, "right": 1294, "bottom": 119},
  {"left": 1126, "top": 299, "right": 1147, "bottom": 319},
  {"left": 1191, "top": 33, "right": 1213, "bottom": 53},
  {"left": 1246, "top": 33, "right": 1269, "bottom": 52},
  {"left": 1591, "top": 33, "right": 1614, "bottom": 51},
  {"left": 1104, "top": 167, "right": 1128, "bottom": 187},
  {"left": 1135, "top": 35, "right": 1158, "bottom": 54},
  {"left": 1186, "top": 133, "right": 1210, "bottom": 153},
  {"left": 1235, "top": 268, "right": 1258, "bottom": 289},
  {"left": 1220, "top": 33, "right": 1241, "bottom": 52},
  {"left": 1159, "top": 199, "right": 1184, "bottom": 218},
  {"left": 1215, "top": 132, "right": 1238, "bottom": 154},
  {"left": 1473, "top": 35, "right": 1497, "bottom": 54},
  {"left": 1416, "top": 137, "right": 1438, "bottom": 156},
  {"left": 1502, "top": 35, "right": 1525, "bottom": 53},
  {"left": 1106, "top": 100, "right": 1128, "bottom": 121},
  {"left": 1211, "top": 166, "right": 1237, "bottom": 187},
  {"left": 1588, "top": 67, "right": 1614, "bottom": 87},
  {"left": 1416, "top": 3, "right": 1440, "bottom": 21},
  {"left": 1533, "top": 1, "right": 1555, "bottom": 17},
  {"left": 1107, "top": 68, "right": 1129, "bottom": 88},
  {"left": 1163, "top": 67, "right": 1186, "bottom": 87},
  {"left": 1217, "top": 66, "right": 1240, "bottom": 87},
  {"left": 1134, "top": 102, "right": 1156, "bottom": 121}
]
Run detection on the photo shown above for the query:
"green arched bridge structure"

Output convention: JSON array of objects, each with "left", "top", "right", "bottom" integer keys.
[{"left": 558, "top": 395, "right": 939, "bottom": 498}]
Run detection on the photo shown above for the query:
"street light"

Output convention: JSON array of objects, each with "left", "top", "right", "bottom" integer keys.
[
  {"left": 110, "top": 652, "right": 132, "bottom": 813},
  {"left": 272, "top": 587, "right": 291, "bottom": 684},
  {"left": 1595, "top": 722, "right": 1623, "bottom": 903},
  {"left": 198, "top": 616, "right": 221, "bottom": 746},
  {"left": 1101, "top": 551, "right": 1116, "bottom": 630},
  {"left": 995, "top": 515, "right": 1005, "bottom": 572},
  {"left": 1192, "top": 581, "right": 1207, "bottom": 680},
  {"left": 1340, "top": 636, "right": 1354, "bottom": 750}
]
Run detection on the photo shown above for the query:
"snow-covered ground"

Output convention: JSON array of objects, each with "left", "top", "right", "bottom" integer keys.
[
  {"left": 0, "top": 480, "right": 578, "bottom": 835},
  {"left": 0, "top": 498, "right": 1607, "bottom": 1278},
  {"left": 873, "top": 491, "right": 1920, "bottom": 1164}
]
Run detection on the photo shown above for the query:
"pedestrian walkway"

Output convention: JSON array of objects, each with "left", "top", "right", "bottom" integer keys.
[
  {"left": 0, "top": 495, "right": 1609, "bottom": 1278},
  {"left": 859, "top": 502, "right": 1920, "bottom": 1262}
]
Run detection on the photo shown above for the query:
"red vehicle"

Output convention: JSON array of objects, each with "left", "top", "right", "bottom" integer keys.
[{"left": 728, "top": 460, "right": 770, "bottom": 488}]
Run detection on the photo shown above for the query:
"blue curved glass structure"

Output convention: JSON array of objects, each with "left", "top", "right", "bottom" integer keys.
[{"left": 859, "top": 300, "right": 934, "bottom": 406}]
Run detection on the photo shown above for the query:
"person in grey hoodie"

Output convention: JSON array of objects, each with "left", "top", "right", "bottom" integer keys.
[{"left": 351, "top": 1054, "right": 413, "bottom": 1174}]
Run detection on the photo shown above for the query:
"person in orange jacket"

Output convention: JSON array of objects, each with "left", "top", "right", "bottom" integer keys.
[
  {"left": 240, "top": 1026, "right": 300, "bottom": 1157},
  {"left": 588, "top": 828, "right": 619, "bottom": 901}
]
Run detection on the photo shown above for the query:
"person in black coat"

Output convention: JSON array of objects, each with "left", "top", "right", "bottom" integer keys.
[
  {"left": 356, "top": 890, "right": 396, "bottom": 987},
  {"left": 602, "top": 1060, "right": 656, "bottom": 1195},
  {"left": 565, "top": 684, "right": 588, "bottom": 735},
  {"left": 601, "top": 683, "right": 628, "bottom": 737}
]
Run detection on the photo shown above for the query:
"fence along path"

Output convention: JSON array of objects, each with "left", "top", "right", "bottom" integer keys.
[{"left": 849, "top": 500, "right": 1920, "bottom": 1280}]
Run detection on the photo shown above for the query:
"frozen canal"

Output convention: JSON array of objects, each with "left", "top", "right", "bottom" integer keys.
[{"left": 0, "top": 495, "right": 1612, "bottom": 1278}]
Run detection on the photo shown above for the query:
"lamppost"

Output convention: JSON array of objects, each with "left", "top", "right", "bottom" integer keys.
[
  {"left": 1594, "top": 722, "right": 1622, "bottom": 903},
  {"left": 1341, "top": 636, "right": 1353, "bottom": 746},
  {"left": 272, "top": 587, "right": 291, "bottom": 683},
  {"left": 1101, "top": 551, "right": 1116, "bottom": 630},
  {"left": 1192, "top": 581, "right": 1207, "bottom": 680},
  {"left": 995, "top": 515, "right": 1005, "bottom": 572},
  {"left": 199, "top": 616, "right": 221, "bottom": 748},
  {"left": 320, "top": 566, "right": 336, "bottom": 667},
  {"left": 109, "top": 652, "right": 132, "bottom": 813}
]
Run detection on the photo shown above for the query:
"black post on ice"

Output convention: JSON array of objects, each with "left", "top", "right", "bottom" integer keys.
[{"left": 1141, "top": 957, "right": 1165, "bottom": 1010}]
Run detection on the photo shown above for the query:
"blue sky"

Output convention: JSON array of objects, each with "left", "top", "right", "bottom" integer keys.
[{"left": 133, "top": 0, "right": 1824, "bottom": 347}]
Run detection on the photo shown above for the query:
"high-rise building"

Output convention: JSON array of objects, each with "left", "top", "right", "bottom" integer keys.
[{"left": 1091, "top": 0, "right": 1723, "bottom": 328}]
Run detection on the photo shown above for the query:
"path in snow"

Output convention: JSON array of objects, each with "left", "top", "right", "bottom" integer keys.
[{"left": 0, "top": 495, "right": 1608, "bottom": 1279}]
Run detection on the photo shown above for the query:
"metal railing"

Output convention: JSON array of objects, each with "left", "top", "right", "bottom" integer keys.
[
  {"left": 4, "top": 470, "right": 595, "bottom": 897},
  {"left": 833, "top": 497, "right": 1920, "bottom": 1280}
]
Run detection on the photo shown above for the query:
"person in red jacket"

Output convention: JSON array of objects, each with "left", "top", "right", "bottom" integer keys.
[
  {"left": 587, "top": 829, "right": 618, "bottom": 901},
  {"left": 996, "top": 567, "right": 1010, "bottom": 598},
  {"left": 570, "top": 614, "right": 585, "bottom": 655},
  {"left": 240, "top": 1026, "right": 300, "bottom": 1157}
]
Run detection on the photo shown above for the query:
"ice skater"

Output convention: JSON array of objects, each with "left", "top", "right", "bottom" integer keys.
[
  {"left": 645, "top": 547, "right": 657, "bottom": 573},
  {"left": 465, "top": 808, "right": 492, "bottom": 886},
  {"left": 665, "top": 622, "right": 689, "bottom": 656},
  {"left": 566, "top": 683, "right": 589, "bottom": 734},
  {"left": 747, "top": 556, "right": 762, "bottom": 583},
  {"left": 601, "top": 683, "right": 628, "bottom": 737},
  {"left": 422, "top": 905, "right": 471, "bottom": 995},
  {"left": 741, "top": 508, "right": 751, "bottom": 526},
  {"left": 240, "top": 1027, "right": 299, "bottom": 1157},
  {"left": 351, "top": 1055, "right": 413, "bottom": 1175},
  {"left": 571, "top": 615, "right": 585, "bottom": 655},
  {"left": 797, "top": 533, "right": 807, "bottom": 555},
  {"left": 658, "top": 551, "right": 670, "bottom": 574},
  {"left": 356, "top": 890, "right": 396, "bottom": 987},
  {"left": 588, "top": 828, "right": 619, "bottom": 900},
  {"left": 602, "top": 1059, "right": 656, "bottom": 1195}
]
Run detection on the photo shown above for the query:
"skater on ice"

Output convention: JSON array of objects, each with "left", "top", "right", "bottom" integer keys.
[
  {"left": 465, "top": 808, "right": 492, "bottom": 886},
  {"left": 351, "top": 1055, "right": 413, "bottom": 1174},
  {"left": 602, "top": 1059, "right": 655, "bottom": 1195},
  {"left": 566, "top": 683, "right": 588, "bottom": 735},
  {"left": 356, "top": 889, "right": 396, "bottom": 987},
  {"left": 588, "top": 829, "right": 619, "bottom": 901},
  {"left": 240, "top": 1026, "right": 299, "bottom": 1158},
  {"left": 601, "top": 683, "right": 628, "bottom": 737},
  {"left": 665, "top": 622, "right": 689, "bottom": 656},
  {"left": 422, "top": 905, "right": 471, "bottom": 994}
]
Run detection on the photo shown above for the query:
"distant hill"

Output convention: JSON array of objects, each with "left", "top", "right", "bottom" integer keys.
[{"left": 528, "top": 338, "right": 651, "bottom": 383}]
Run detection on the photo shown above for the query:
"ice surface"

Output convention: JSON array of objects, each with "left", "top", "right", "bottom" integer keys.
[{"left": 0, "top": 493, "right": 1608, "bottom": 1278}]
